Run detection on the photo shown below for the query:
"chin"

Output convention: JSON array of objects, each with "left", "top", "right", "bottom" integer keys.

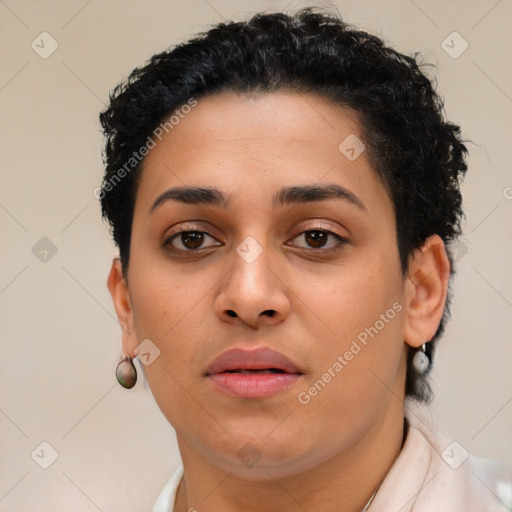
[{"left": 197, "top": 430, "right": 321, "bottom": 480}]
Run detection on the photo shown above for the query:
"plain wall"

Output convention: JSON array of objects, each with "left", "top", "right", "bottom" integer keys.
[{"left": 1, "top": 0, "right": 511, "bottom": 510}]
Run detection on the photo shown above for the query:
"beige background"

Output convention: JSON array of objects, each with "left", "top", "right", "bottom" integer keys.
[{"left": 0, "top": 0, "right": 511, "bottom": 510}]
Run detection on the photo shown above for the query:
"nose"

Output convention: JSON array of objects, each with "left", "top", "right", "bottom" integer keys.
[{"left": 214, "top": 244, "right": 291, "bottom": 329}]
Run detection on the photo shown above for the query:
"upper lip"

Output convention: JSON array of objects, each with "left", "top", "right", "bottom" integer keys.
[{"left": 205, "top": 347, "right": 303, "bottom": 375}]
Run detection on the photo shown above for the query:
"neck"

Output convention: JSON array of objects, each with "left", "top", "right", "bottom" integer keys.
[{"left": 174, "top": 399, "right": 405, "bottom": 512}]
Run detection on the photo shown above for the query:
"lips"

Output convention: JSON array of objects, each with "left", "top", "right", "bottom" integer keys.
[
  {"left": 205, "top": 347, "right": 303, "bottom": 376},
  {"left": 205, "top": 346, "right": 304, "bottom": 399}
]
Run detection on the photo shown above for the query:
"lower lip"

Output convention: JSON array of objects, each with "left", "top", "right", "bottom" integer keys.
[{"left": 207, "top": 372, "right": 302, "bottom": 398}]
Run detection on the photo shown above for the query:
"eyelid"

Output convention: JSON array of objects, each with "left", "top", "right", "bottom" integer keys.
[
  {"left": 164, "top": 225, "right": 221, "bottom": 247},
  {"left": 164, "top": 222, "right": 215, "bottom": 239},
  {"left": 286, "top": 227, "right": 349, "bottom": 251},
  {"left": 294, "top": 220, "right": 343, "bottom": 235},
  {"left": 290, "top": 220, "right": 350, "bottom": 242}
]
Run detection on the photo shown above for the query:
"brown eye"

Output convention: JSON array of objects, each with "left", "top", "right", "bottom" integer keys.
[
  {"left": 289, "top": 229, "right": 348, "bottom": 252},
  {"left": 165, "top": 230, "right": 221, "bottom": 252},
  {"left": 179, "top": 231, "right": 204, "bottom": 249},
  {"left": 304, "top": 231, "right": 329, "bottom": 248}
]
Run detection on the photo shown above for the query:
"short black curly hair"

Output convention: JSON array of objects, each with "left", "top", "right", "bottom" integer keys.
[{"left": 99, "top": 7, "right": 468, "bottom": 403}]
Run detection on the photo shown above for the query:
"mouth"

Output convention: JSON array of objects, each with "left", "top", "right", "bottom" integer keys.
[
  {"left": 220, "top": 368, "right": 290, "bottom": 374},
  {"left": 205, "top": 347, "right": 304, "bottom": 399}
]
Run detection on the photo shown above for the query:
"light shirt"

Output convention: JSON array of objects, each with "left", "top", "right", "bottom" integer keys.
[{"left": 153, "top": 398, "right": 512, "bottom": 511}]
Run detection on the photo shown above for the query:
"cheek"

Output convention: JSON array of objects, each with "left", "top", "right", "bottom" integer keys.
[
  {"left": 295, "top": 284, "right": 406, "bottom": 456},
  {"left": 130, "top": 255, "right": 197, "bottom": 333},
  {"left": 128, "top": 271, "right": 207, "bottom": 424},
  {"left": 128, "top": 266, "right": 203, "bottom": 372},
  {"left": 311, "top": 257, "right": 404, "bottom": 350},
  {"left": 303, "top": 254, "right": 406, "bottom": 406}
]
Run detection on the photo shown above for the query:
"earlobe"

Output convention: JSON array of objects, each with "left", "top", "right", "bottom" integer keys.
[
  {"left": 107, "top": 258, "right": 138, "bottom": 357},
  {"left": 403, "top": 235, "right": 451, "bottom": 349}
]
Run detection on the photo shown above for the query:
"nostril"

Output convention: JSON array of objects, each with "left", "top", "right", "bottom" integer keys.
[
  {"left": 263, "top": 310, "right": 275, "bottom": 317},
  {"left": 226, "top": 310, "right": 237, "bottom": 317}
]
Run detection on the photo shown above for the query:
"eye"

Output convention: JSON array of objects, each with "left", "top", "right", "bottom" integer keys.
[
  {"left": 163, "top": 227, "right": 348, "bottom": 254},
  {"left": 288, "top": 229, "right": 348, "bottom": 252},
  {"left": 164, "top": 230, "right": 222, "bottom": 252}
]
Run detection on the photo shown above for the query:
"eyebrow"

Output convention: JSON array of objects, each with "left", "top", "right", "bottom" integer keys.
[{"left": 149, "top": 183, "right": 366, "bottom": 213}]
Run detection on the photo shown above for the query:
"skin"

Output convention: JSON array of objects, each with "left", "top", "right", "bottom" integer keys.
[{"left": 107, "top": 91, "right": 450, "bottom": 512}]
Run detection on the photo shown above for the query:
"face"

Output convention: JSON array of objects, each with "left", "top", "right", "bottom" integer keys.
[{"left": 110, "top": 91, "right": 431, "bottom": 480}]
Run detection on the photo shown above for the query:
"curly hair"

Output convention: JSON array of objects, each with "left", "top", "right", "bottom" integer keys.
[{"left": 99, "top": 7, "right": 469, "bottom": 402}]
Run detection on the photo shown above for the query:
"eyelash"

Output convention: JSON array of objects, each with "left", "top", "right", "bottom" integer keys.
[{"left": 163, "top": 226, "right": 349, "bottom": 254}]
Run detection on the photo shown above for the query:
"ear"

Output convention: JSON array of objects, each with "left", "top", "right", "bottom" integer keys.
[
  {"left": 403, "top": 234, "right": 451, "bottom": 348},
  {"left": 107, "top": 258, "right": 138, "bottom": 357}
]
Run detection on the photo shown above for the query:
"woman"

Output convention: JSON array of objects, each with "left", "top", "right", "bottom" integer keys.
[{"left": 99, "top": 8, "right": 512, "bottom": 511}]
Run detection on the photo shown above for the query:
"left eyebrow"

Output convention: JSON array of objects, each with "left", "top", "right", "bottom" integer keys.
[
  {"left": 149, "top": 183, "right": 366, "bottom": 213},
  {"left": 273, "top": 184, "right": 366, "bottom": 210}
]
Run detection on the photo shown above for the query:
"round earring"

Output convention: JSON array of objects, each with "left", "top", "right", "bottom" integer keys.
[
  {"left": 413, "top": 343, "right": 430, "bottom": 374},
  {"left": 116, "top": 355, "right": 137, "bottom": 389}
]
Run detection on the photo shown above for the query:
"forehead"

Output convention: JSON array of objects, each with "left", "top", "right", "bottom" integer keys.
[{"left": 133, "top": 91, "right": 390, "bottom": 215}]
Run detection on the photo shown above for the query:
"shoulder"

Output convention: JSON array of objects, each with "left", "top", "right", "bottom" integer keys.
[
  {"left": 468, "top": 454, "right": 512, "bottom": 509},
  {"left": 370, "top": 398, "right": 512, "bottom": 511}
]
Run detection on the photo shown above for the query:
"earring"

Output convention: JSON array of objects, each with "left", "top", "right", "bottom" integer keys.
[
  {"left": 413, "top": 343, "right": 430, "bottom": 374},
  {"left": 116, "top": 355, "right": 137, "bottom": 389}
]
